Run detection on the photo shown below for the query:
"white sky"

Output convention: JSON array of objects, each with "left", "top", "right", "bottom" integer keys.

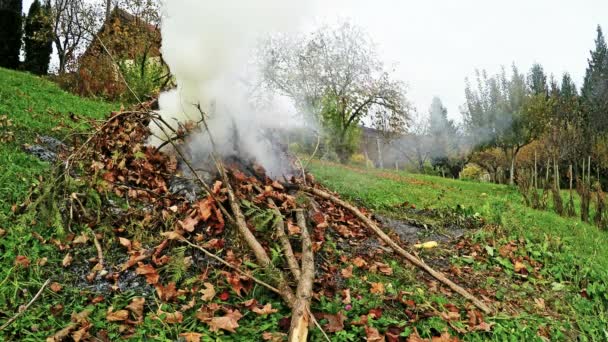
[{"left": 24, "top": 0, "right": 608, "bottom": 121}]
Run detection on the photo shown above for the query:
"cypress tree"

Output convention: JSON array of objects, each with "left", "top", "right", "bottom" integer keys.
[
  {"left": 581, "top": 26, "right": 608, "bottom": 136},
  {"left": 24, "top": 0, "right": 53, "bottom": 75},
  {"left": 0, "top": 0, "right": 24, "bottom": 69}
]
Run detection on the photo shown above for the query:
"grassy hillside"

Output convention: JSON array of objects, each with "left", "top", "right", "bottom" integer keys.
[
  {"left": 0, "top": 68, "right": 117, "bottom": 217},
  {"left": 1, "top": 68, "right": 607, "bottom": 340},
  {"left": 311, "top": 160, "right": 608, "bottom": 339}
]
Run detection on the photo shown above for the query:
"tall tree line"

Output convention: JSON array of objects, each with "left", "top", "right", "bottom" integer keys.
[{"left": 462, "top": 25, "right": 608, "bottom": 186}]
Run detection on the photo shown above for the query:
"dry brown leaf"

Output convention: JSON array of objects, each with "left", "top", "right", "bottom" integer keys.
[
  {"left": 179, "top": 332, "right": 203, "bottom": 342},
  {"left": 375, "top": 262, "right": 393, "bottom": 275},
  {"left": 513, "top": 261, "right": 527, "bottom": 273},
  {"left": 46, "top": 323, "right": 76, "bottom": 341},
  {"left": 534, "top": 298, "right": 545, "bottom": 310},
  {"left": 71, "top": 310, "right": 92, "bottom": 324},
  {"left": 161, "top": 311, "right": 183, "bottom": 324},
  {"left": 161, "top": 231, "right": 183, "bottom": 240},
  {"left": 180, "top": 298, "right": 197, "bottom": 312},
  {"left": 73, "top": 234, "right": 89, "bottom": 245},
  {"left": 440, "top": 311, "right": 461, "bottom": 321},
  {"left": 71, "top": 326, "right": 90, "bottom": 342},
  {"left": 341, "top": 265, "right": 354, "bottom": 279},
  {"left": 126, "top": 297, "right": 145, "bottom": 320},
  {"left": 252, "top": 303, "right": 278, "bottom": 315},
  {"left": 37, "top": 257, "right": 48, "bottom": 267},
  {"left": 341, "top": 289, "right": 351, "bottom": 304},
  {"left": 206, "top": 310, "right": 243, "bottom": 333},
  {"left": 106, "top": 309, "right": 129, "bottom": 322},
  {"left": 118, "top": 237, "right": 132, "bottom": 250},
  {"left": 179, "top": 216, "right": 200, "bottom": 232},
  {"left": 370, "top": 282, "right": 385, "bottom": 295},
  {"left": 365, "top": 325, "right": 385, "bottom": 342},
  {"left": 135, "top": 264, "right": 159, "bottom": 285},
  {"left": 15, "top": 255, "right": 30, "bottom": 268},
  {"left": 319, "top": 311, "right": 346, "bottom": 333},
  {"left": 286, "top": 221, "right": 301, "bottom": 235},
  {"left": 352, "top": 256, "right": 368, "bottom": 268},
  {"left": 197, "top": 199, "right": 213, "bottom": 221},
  {"left": 200, "top": 282, "right": 216, "bottom": 301},
  {"left": 155, "top": 282, "right": 178, "bottom": 302},
  {"left": 50, "top": 282, "right": 63, "bottom": 293},
  {"left": 62, "top": 253, "right": 73, "bottom": 267}
]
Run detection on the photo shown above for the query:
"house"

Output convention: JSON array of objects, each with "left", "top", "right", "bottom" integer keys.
[{"left": 76, "top": 7, "right": 163, "bottom": 99}]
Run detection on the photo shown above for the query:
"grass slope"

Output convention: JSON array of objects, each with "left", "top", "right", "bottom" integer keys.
[
  {"left": 1, "top": 68, "right": 607, "bottom": 341},
  {"left": 0, "top": 68, "right": 118, "bottom": 340},
  {"left": 0, "top": 67, "right": 117, "bottom": 217},
  {"left": 311, "top": 160, "right": 608, "bottom": 340}
]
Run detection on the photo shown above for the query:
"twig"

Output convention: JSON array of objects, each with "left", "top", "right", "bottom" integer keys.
[
  {"left": 88, "top": 227, "right": 104, "bottom": 268},
  {"left": 303, "top": 186, "right": 494, "bottom": 315},
  {"left": 0, "top": 279, "right": 51, "bottom": 331},
  {"left": 309, "top": 308, "right": 331, "bottom": 342},
  {"left": 302, "top": 133, "right": 321, "bottom": 170},
  {"left": 178, "top": 238, "right": 281, "bottom": 295}
]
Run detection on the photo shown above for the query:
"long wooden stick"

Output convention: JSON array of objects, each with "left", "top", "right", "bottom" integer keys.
[
  {"left": 0, "top": 279, "right": 51, "bottom": 331},
  {"left": 221, "top": 169, "right": 296, "bottom": 307},
  {"left": 303, "top": 186, "right": 493, "bottom": 315},
  {"left": 269, "top": 200, "right": 301, "bottom": 280},
  {"left": 288, "top": 210, "right": 315, "bottom": 342}
]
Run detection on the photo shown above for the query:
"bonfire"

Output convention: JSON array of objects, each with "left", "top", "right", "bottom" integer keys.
[{"left": 29, "top": 101, "right": 491, "bottom": 341}]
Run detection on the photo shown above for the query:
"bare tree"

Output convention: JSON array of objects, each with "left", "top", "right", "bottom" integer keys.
[
  {"left": 51, "top": 0, "right": 101, "bottom": 73},
  {"left": 260, "top": 21, "right": 410, "bottom": 161},
  {"left": 389, "top": 110, "right": 432, "bottom": 171}
]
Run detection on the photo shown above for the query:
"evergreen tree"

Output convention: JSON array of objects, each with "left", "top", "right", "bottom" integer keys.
[
  {"left": 428, "top": 97, "right": 460, "bottom": 176},
  {"left": 0, "top": 0, "right": 23, "bottom": 69},
  {"left": 581, "top": 26, "right": 608, "bottom": 135},
  {"left": 24, "top": 0, "right": 53, "bottom": 75},
  {"left": 527, "top": 63, "right": 548, "bottom": 97}
]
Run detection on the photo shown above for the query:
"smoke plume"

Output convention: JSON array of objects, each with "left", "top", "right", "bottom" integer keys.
[{"left": 154, "top": 0, "right": 312, "bottom": 176}]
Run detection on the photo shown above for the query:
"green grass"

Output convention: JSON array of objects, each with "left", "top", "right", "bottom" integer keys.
[
  {"left": 1, "top": 67, "right": 607, "bottom": 340},
  {"left": 310, "top": 160, "right": 608, "bottom": 340},
  {"left": 0, "top": 67, "right": 117, "bottom": 216},
  {"left": 0, "top": 68, "right": 119, "bottom": 340}
]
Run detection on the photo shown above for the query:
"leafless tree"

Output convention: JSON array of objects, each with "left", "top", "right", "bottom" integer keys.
[
  {"left": 51, "top": 0, "right": 101, "bottom": 73},
  {"left": 388, "top": 110, "right": 432, "bottom": 171},
  {"left": 260, "top": 21, "right": 410, "bottom": 161}
]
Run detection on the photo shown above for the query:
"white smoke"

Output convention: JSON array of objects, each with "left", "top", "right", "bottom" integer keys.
[{"left": 154, "top": 0, "right": 313, "bottom": 176}]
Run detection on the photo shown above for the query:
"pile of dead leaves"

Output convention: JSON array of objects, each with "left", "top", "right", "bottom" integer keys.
[{"left": 32, "top": 108, "right": 495, "bottom": 341}]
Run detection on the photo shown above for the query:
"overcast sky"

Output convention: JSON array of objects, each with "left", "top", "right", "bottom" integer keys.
[{"left": 24, "top": 0, "right": 608, "bottom": 121}]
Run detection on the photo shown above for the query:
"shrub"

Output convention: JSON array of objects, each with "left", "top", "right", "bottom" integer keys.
[
  {"left": 118, "top": 55, "right": 170, "bottom": 103},
  {"left": 460, "top": 163, "right": 485, "bottom": 181}
]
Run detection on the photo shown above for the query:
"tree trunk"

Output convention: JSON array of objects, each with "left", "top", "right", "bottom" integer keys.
[
  {"left": 376, "top": 137, "right": 383, "bottom": 169},
  {"left": 106, "top": 0, "right": 112, "bottom": 20},
  {"left": 509, "top": 153, "right": 515, "bottom": 185}
]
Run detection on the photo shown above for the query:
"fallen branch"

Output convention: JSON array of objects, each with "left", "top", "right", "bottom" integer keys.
[
  {"left": 268, "top": 199, "right": 301, "bottom": 280},
  {"left": 288, "top": 209, "right": 316, "bottom": 342},
  {"left": 0, "top": 279, "right": 51, "bottom": 331},
  {"left": 220, "top": 165, "right": 296, "bottom": 307},
  {"left": 178, "top": 238, "right": 281, "bottom": 295},
  {"left": 303, "top": 186, "right": 493, "bottom": 315}
]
